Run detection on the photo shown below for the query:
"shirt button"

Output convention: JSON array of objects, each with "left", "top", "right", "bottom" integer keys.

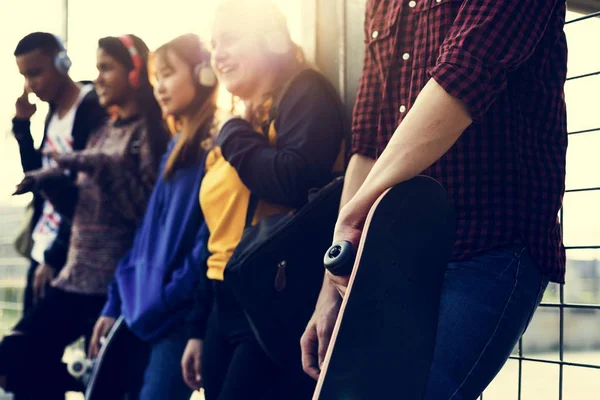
[
  {"left": 372, "top": 30, "right": 379, "bottom": 39},
  {"left": 402, "top": 53, "right": 410, "bottom": 60},
  {"left": 399, "top": 105, "right": 407, "bottom": 113},
  {"left": 409, "top": 1, "right": 417, "bottom": 7}
]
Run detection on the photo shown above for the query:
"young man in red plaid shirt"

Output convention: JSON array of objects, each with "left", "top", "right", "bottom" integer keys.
[{"left": 302, "top": 1, "right": 568, "bottom": 397}]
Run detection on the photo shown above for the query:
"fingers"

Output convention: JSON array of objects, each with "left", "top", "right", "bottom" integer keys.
[
  {"left": 88, "top": 319, "right": 110, "bottom": 359},
  {"left": 182, "top": 341, "right": 203, "bottom": 390},
  {"left": 88, "top": 326, "right": 101, "bottom": 359},
  {"left": 88, "top": 339, "right": 98, "bottom": 359},
  {"left": 181, "top": 355, "right": 190, "bottom": 388},
  {"left": 18, "top": 86, "right": 30, "bottom": 101},
  {"left": 193, "top": 354, "right": 202, "bottom": 389},
  {"left": 182, "top": 354, "right": 200, "bottom": 390},
  {"left": 33, "top": 266, "right": 54, "bottom": 303},
  {"left": 317, "top": 321, "right": 333, "bottom": 374},
  {"left": 301, "top": 323, "right": 320, "bottom": 380},
  {"left": 181, "top": 346, "right": 193, "bottom": 389},
  {"left": 13, "top": 177, "right": 34, "bottom": 195},
  {"left": 100, "top": 321, "right": 113, "bottom": 340}
]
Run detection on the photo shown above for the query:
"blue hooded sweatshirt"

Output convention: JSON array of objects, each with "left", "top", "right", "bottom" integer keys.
[{"left": 102, "top": 137, "right": 209, "bottom": 341}]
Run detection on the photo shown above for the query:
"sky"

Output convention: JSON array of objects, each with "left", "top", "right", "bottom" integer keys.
[{"left": 0, "top": 2, "right": 598, "bottom": 257}]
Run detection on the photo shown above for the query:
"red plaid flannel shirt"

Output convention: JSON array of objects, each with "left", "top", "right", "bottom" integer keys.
[{"left": 351, "top": 0, "right": 568, "bottom": 283}]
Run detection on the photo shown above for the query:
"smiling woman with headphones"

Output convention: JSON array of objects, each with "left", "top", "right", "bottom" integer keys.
[
  {"left": 2, "top": 33, "right": 169, "bottom": 400},
  {"left": 181, "top": 1, "right": 346, "bottom": 399},
  {"left": 85, "top": 33, "right": 220, "bottom": 400}
]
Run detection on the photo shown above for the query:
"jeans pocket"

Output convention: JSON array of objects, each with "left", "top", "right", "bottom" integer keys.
[{"left": 450, "top": 245, "right": 526, "bottom": 280}]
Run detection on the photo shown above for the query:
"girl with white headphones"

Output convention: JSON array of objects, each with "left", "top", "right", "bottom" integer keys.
[{"left": 88, "top": 33, "right": 219, "bottom": 400}]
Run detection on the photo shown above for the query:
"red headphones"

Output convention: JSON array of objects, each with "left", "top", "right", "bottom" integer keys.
[{"left": 118, "top": 35, "right": 142, "bottom": 88}]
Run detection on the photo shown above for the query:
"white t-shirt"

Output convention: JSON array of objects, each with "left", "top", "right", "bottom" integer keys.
[{"left": 30, "top": 84, "right": 94, "bottom": 265}]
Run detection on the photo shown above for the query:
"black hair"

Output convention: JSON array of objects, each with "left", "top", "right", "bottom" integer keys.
[
  {"left": 14, "top": 32, "right": 61, "bottom": 57},
  {"left": 98, "top": 34, "right": 170, "bottom": 169}
]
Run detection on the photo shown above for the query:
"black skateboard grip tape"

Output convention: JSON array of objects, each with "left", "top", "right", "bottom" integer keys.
[{"left": 324, "top": 240, "right": 356, "bottom": 276}]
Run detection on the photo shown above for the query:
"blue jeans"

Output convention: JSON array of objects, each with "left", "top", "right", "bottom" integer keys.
[
  {"left": 423, "top": 245, "right": 550, "bottom": 399},
  {"left": 138, "top": 327, "right": 193, "bottom": 400}
]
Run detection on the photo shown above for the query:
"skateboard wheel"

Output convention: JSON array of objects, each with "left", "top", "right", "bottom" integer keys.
[
  {"left": 324, "top": 240, "right": 355, "bottom": 276},
  {"left": 67, "top": 356, "right": 93, "bottom": 379}
]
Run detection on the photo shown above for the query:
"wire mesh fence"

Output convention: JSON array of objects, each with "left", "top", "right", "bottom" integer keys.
[{"left": 480, "top": 9, "right": 600, "bottom": 400}]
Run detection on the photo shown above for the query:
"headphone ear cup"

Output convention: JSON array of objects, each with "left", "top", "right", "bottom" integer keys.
[
  {"left": 195, "top": 64, "right": 217, "bottom": 87},
  {"left": 264, "top": 31, "right": 291, "bottom": 55},
  {"left": 54, "top": 52, "right": 72, "bottom": 74},
  {"left": 129, "top": 70, "right": 140, "bottom": 88}
]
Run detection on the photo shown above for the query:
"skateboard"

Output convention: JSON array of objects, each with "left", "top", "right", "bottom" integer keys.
[
  {"left": 84, "top": 316, "right": 141, "bottom": 400},
  {"left": 314, "top": 175, "right": 456, "bottom": 400}
]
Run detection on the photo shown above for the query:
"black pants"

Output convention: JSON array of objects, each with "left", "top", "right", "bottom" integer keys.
[
  {"left": 23, "top": 260, "right": 38, "bottom": 314},
  {"left": 202, "top": 281, "right": 315, "bottom": 400},
  {"left": 0, "top": 287, "right": 106, "bottom": 400}
]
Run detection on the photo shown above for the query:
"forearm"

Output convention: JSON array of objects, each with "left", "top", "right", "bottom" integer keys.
[
  {"left": 317, "top": 148, "right": 376, "bottom": 295},
  {"left": 12, "top": 118, "right": 41, "bottom": 172},
  {"left": 339, "top": 154, "right": 375, "bottom": 210},
  {"left": 349, "top": 79, "right": 472, "bottom": 211},
  {"left": 101, "top": 279, "right": 122, "bottom": 318}
]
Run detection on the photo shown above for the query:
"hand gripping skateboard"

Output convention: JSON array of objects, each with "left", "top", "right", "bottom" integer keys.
[
  {"left": 85, "top": 316, "right": 129, "bottom": 400},
  {"left": 314, "top": 176, "right": 456, "bottom": 400}
]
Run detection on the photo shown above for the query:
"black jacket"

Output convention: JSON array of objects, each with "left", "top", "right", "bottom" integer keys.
[{"left": 12, "top": 83, "right": 107, "bottom": 269}]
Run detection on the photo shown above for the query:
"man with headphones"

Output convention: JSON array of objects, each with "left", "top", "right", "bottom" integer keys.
[{"left": 12, "top": 32, "right": 106, "bottom": 315}]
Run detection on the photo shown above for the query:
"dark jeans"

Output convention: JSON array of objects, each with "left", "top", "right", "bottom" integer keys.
[
  {"left": 423, "top": 245, "right": 549, "bottom": 399},
  {"left": 0, "top": 287, "right": 105, "bottom": 400},
  {"left": 139, "top": 326, "right": 193, "bottom": 400},
  {"left": 202, "top": 282, "right": 314, "bottom": 400}
]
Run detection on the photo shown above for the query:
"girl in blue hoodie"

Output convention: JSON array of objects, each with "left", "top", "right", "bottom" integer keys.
[{"left": 88, "top": 33, "right": 218, "bottom": 399}]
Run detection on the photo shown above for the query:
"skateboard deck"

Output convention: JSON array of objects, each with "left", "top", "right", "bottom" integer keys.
[
  {"left": 314, "top": 176, "right": 456, "bottom": 400},
  {"left": 85, "top": 316, "right": 129, "bottom": 400}
]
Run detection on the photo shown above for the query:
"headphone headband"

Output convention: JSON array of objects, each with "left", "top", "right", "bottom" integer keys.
[
  {"left": 118, "top": 35, "right": 143, "bottom": 88},
  {"left": 119, "top": 35, "right": 142, "bottom": 72},
  {"left": 53, "top": 34, "right": 67, "bottom": 52}
]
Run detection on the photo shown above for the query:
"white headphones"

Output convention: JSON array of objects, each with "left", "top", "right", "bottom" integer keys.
[
  {"left": 52, "top": 34, "right": 72, "bottom": 74},
  {"left": 193, "top": 40, "right": 217, "bottom": 88},
  {"left": 194, "top": 61, "right": 217, "bottom": 87}
]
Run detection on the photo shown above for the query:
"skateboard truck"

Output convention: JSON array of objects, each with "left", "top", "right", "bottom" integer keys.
[{"left": 323, "top": 240, "right": 356, "bottom": 276}]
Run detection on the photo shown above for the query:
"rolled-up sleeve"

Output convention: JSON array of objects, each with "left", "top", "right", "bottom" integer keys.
[{"left": 428, "top": 0, "right": 562, "bottom": 120}]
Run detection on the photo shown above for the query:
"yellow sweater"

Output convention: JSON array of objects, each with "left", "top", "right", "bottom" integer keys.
[{"left": 200, "top": 69, "right": 346, "bottom": 281}]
